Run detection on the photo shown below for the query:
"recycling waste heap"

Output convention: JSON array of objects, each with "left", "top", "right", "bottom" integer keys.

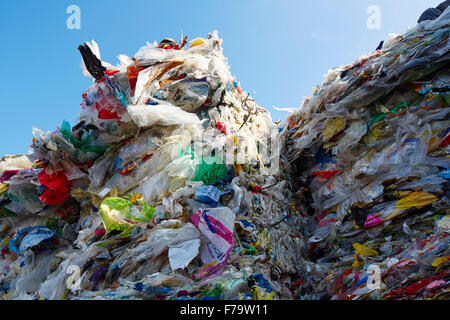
[
  {"left": 282, "top": 7, "right": 450, "bottom": 299},
  {"left": 1, "top": 8, "right": 450, "bottom": 301},
  {"left": 0, "top": 31, "right": 301, "bottom": 300}
]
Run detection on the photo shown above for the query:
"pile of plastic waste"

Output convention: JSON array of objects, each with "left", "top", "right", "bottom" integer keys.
[
  {"left": 281, "top": 7, "right": 450, "bottom": 299},
  {"left": 1, "top": 6, "right": 449, "bottom": 301},
  {"left": 0, "top": 32, "right": 301, "bottom": 300}
]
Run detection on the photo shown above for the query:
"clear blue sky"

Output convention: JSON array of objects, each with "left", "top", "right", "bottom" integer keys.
[{"left": 0, "top": 0, "right": 442, "bottom": 155}]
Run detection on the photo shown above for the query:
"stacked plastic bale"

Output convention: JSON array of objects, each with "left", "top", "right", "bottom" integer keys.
[
  {"left": 0, "top": 31, "right": 301, "bottom": 300},
  {"left": 282, "top": 8, "right": 450, "bottom": 299}
]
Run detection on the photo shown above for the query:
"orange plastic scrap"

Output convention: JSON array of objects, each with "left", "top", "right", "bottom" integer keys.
[
  {"left": 127, "top": 65, "right": 147, "bottom": 95},
  {"left": 128, "top": 60, "right": 184, "bottom": 98},
  {"left": 141, "top": 61, "right": 185, "bottom": 94},
  {"left": 160, "top": 74, "right": 187, "bottom": 87},
  {"left": 154, "top": 60, "right": 184, "bottom": 81}
]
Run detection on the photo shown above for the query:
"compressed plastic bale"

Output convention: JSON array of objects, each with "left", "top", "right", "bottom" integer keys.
[
  {"left": 280, "top": 6, "right": 450, "bottom": 300},
  {"left": 0, "top": 29, "right": 286, "bottom": 300}
]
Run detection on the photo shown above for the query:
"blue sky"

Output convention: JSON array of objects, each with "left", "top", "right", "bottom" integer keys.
[{"left": 0, "top": 0, "right": 442, "bottom": 155}]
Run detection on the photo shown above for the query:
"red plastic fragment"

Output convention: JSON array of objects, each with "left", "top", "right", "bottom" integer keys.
[{"left": 38, "top": 170, "right": 71, "bottom": 205}]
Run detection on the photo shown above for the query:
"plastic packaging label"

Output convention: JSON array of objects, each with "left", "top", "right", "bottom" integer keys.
[
  {"left": 195, "top": 185, "right": 221, "bottom": 207},
  {"left": 190, "top": 207, "right": 235, "bottom": 279}
]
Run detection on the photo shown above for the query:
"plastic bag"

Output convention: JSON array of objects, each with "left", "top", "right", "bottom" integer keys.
[
  {"left": 99, "top": 197, "right": 155, "bottom": 233},
  {"left": 191, "top": 207, "right": 236, "bottom": 279},
  {"left": 38, "top": 170, "right": 71, "bottom": 206},
  {"left": 127, "top": 103, "right": 202, "bottom": 129}
]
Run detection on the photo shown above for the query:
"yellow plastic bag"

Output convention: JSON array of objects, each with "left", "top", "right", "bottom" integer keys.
[
  {"left": 323, "top": 117, "right": 345, "bottom": 141},
  {"left": 432, "top": 256, "right": 450, "bottom": 267},
  {"left": 395, "top": 192, "right": 438, "bottom": 209},
  {"left": 353, "top": 243, "right": 378, "bottom": 257},
  {"left": 363, "top": 121, "right": 385, "bottom": 144},
  {"left": 188, "top": 38, "right": 204, "bottom": 49},
  {"left": 252, "top": 287, "right": 275, "bottom": 300},
  {"left": 0, "top": 183, "right": 8, "bottom": 196},
  {"left": 352, "top": 243, "right": 378, "bottom": 268}
]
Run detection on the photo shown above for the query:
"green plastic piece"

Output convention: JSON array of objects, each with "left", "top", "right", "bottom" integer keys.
[
  {"left": 99, "top": 197, "right": 154, "bottom": 233},
  {"left": 192, "top": 156, "right": 228, "bottom": 185}
]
